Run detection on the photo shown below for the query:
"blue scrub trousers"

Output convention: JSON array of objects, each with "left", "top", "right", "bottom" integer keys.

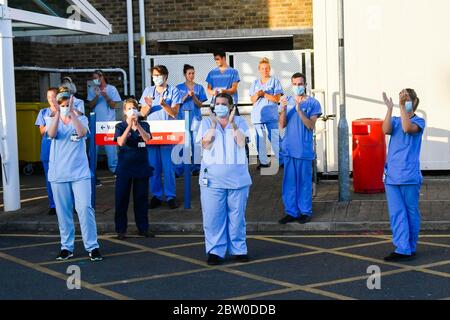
[
  {"left": 96, "top": 145, "right": 118, "bottom": 173},
  {"left": 51, "top": 179, "right": 99, "bottom": 252},
  {"left": 115, "top": 175, "right": 149, "bottom": 234},
  {"left": 200, "top": 186, "right": 250, "bottom": 258},
  {"left": 385, "top": 184, "right": 421, "bottom": 255},
  {"left": 175, "top": 129, "right": 201, "bottom": 176},
  {"left": 282, "top": 156, "right": 313, "bottom": 217},
  {"left": 42, "top": 161, "right": 55, "bottom": 209},
  {"left": 148, "top": 145, "right": 176, "bottom": 201},
  {"left": 254, "top": 121, "right": 279, "bottom": 166}
]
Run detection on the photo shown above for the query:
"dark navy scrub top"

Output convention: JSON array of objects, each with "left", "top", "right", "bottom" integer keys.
[{"left": 114, "top": 121, "right": 153, "bottom": 178}]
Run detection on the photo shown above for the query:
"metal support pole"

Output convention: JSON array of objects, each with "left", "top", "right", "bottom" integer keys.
[
  {"left": 0, "top": 1, "right": 21, "bottom": 211},
  {"left": 138, "top": 0, "right": 147, "bottom": 91},
  {"left": 126, "top": 0, "right": 136, "bottom": 97},
  {"left": 183, "top": 111, "right": 191, "bottom": 209},
  {"left": 89, "top": 112, "right": 97, "bottom": 209},
  {"left": 337, "top": 0, "right": 350, "bottom": 202}
]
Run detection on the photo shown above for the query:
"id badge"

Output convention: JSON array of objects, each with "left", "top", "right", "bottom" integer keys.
[
  {"left": 138, "top": 142, "right": 146, "bottom": 148},
  {"left": 70, "top": 133, "right": 81, "bottom": 142},
  {"left": 202, "top": 178, "right": 208, "bottom": 187}
]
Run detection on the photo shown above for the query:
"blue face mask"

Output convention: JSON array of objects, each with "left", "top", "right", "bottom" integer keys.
[
  {"left": 405, "top": 101, "right": 413, "bottom": 113},
  {"left": 293, "top": 85, "right": 305, "bottom": 96},
  {"left": 215, "top": 104, "right": 229, "bottom": 118}
]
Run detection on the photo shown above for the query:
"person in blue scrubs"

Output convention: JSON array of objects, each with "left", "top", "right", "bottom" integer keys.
[
  {"left": 175, "top": 64, "right": 208, "bottom": 177},
  {"left": 35, "top": 87, "right": 58, "bottom": 216},
  {"left": 249, "top": 57, "right": 283, "bottom": 169},
  {"left": 278, "top": 73, "right": 322, "bottom": 225},
  {"left": 60, "top": 76, "right": 85, "bottom": 116},
  {"left": 382, "top": 89, "right": 425, "bottom": 262},
  {"left": 197, "top": 93, "right": 252, "bottom": 265},
  {"left": 87, "top": 70, "right": 122, "bottom": 185},
  {"left": 47, "top": 88, "right": 102, "bottom": 261},
  {"left": 140, "top": 65, "right": 182, "bottom": 210},
  {"left": 206, "top": 51, "right": 240, "bottom": 106},
  {"left": 114, "top": 99, "right": 153, "bottom": 239}
]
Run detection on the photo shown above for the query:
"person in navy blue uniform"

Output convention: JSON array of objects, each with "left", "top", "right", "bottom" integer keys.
[{"left": 114, "top": 99, "right": 153, "bottom": 239}]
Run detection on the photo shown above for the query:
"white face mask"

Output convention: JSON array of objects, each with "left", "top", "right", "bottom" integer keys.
[
  {"left": 126, "top": 109, "right": 138, "bottom": 118},
  {"left": 153, "top": 75, "right": 165, "bottom": 86},
  {"left": 93, "top": 79, "right": 101, "bottom": 86},
  {"left": 60, "top": 106, "right": 70, "bottom": 117}
]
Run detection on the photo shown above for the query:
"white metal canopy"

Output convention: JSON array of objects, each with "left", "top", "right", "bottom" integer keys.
[
  {"left": 0, "top": 0, "right": 112, "bottom": 212},
  {"left": 7, "top": 0, "right": 112, "bottom": 37}
]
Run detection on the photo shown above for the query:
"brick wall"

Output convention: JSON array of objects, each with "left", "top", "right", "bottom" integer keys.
[{"left": 88, "top": 0, "right": 313, "bottom": 34}]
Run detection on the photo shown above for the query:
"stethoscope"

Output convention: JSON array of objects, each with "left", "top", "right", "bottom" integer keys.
[{"left": 151, "top": 85, "right": 170, "bottom": 102}]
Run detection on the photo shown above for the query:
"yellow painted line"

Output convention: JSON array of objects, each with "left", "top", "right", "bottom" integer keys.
[
  {"left": 223, "top": 268, "right": 355, "bottom": 301},
  {"left": 0, "top": 240, "right": 62, "bottom": 251},
  {"left": 103, "top": 237, "right": 208, "bottom": 268},
  {"left": 418, "top": 240, "right": 450, "bottom": 249},
  {"left": 308, "top": 269, "right": 408, "bottom": 289},
  {"left": 253, "top": 235, "right": 389, "bottom": 239},
  {"left": 0, "top": 234, "right": 62, "bottom": 238},
  {"left": 0, "top": 251, "right": 133, "bottom": 300},
  {"left": 156, "top": 241, "right": 205, "bottom": 250},
  {"left": 259, "top": 236, "right": 450, "bottom": 283},
  {"left": 333, "top": 240, "right": 392, "bottom": 251},
  {"left": 95, "top": 268, "right": 212, "bottom": 288},
  {"left": 0, "top": 196, "right": 49, "bottom": 208},
  {"left": 104, "top": 237, "right": 354, "bottom": 300},
  {"left": 38, "top": 249, "right": 147, "bottom": 266}
]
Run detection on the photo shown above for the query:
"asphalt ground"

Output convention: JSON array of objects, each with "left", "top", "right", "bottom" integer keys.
[{"left": 1, "top": 233, "right": 449, "bottom": 301}]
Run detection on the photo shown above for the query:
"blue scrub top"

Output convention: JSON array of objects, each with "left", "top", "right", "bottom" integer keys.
[
  {"left": 139, "top": 85, "right": 182, "bottom": 121},
  {"left": 35, "top": 107, "right": 53, "bottom": 161},
  {"left": 206, "top": 67, "right": 240, "bottom": 105},
  {"left": 114, "top": 121, "right": 154, "bottom": 178},
  {"left": 281, "top": 96, "right": 322, "bottom": 160},
  {"left": 196, "top": 116, "right": 252, "bottom": 190},
  {"left": 47, "top": 116, "right": 91, "bottom": 183},
  {"left": 176, "top": 82, "right": 208, "bottom": 131},
  {"left": 385, "top": 115, "right": 426, "bottom": 185},
  {"left": 87, "top": 84, "right": 122, "bottom": 121},
  {"left": 249, "top": 77, "right": 284, "bottom": 124}
]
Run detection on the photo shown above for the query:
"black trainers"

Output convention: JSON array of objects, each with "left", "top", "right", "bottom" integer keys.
[
  {"left": 89, "top": 248, "right": 103, "bottom": 261},
  {"left": 138, "top": 230, "right": 155, "bottom": 238},
  {"left": 48, "top": 208, "right": 56, "bottom": 216},
  {"left": 95, "top": 178, "right": 102, "bottom": 187},
  {"left": 298, "top": 215, "right": 312, "bottom": 224},
  {"left": 278, "top": 215, "right": 298, "bottom": 225},
  {"left": 233, "top": 254, "right": 250, "bottom": 263},
  {"left": 167, "top": 199, "right": 179, "bottom": 210},
  {"left": 117, "top": 233, "right": 126, "bottom": 240},
  {"left": 149, "top": 196, "right": 162, "bottom": 209},
  {"left": 207, "top": 254, "right": 224, "bottom": 266},
  {"left": 384, "top": 252, "right": 414, "bottom": 262},
  {"left": 56, "top": 249, "right": 73, "bottom": 261},
  {"left": 257, "top": 163, "right": 271, "bottom": 170}
]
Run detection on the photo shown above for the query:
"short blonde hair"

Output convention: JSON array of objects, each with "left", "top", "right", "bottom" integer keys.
[{"left": 259, "top": 57, "right": 270, "bottom": 66}]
